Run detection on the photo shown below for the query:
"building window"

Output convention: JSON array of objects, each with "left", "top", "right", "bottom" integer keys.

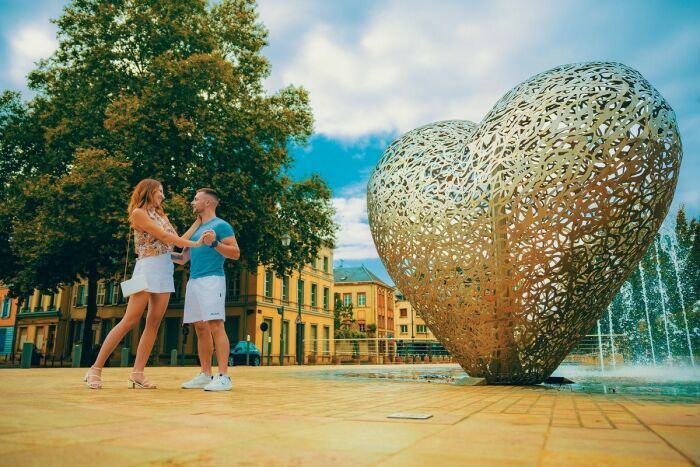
[
  {"left": 400, "top": 308, "right": 408, "bottom": 318},
  {"left": 282, "top": 320, "right": 290, "bottom": 354},
  {"left": 1, "top": 298, "right": 11, "bottom": 319},
  {"left": 311, "top": 283, "right": 318, "bottom": 307},
  {"left": 357, "top": 292, "right": 366, "bottom": 306},
  {"left": 112, "top": 284, "right": 121, "bottom": 305},
  {"left": 104, "top": 283, "right": 113, "bottom": 305},
  {"left": 400, "top": 324, "right": 408, "bottom": 333},
  {"left": 264, "top": 269, "right": 273, "bottom": 299},
  {"left": 96, "top": 283, "right": 106, "bottom": 306},
  {"left": 0, "top": 328, "right": 6, "bottom": 352},
  {"left": 323, "top": 256, "right": 329, "bottom": 273},
  {"left": 417, "top": 324, "right": 428, "bottom": 334},
  {"left": 323, "top": 326, "right": 330, "bottom": 355},
  {"left": 311, "top": 324, "right": 318, "bottom": 354},
  {"left": 227, "top": 268, "right": 241, "bottom": 299},
  {"left": 282, "top": 276, "right": 289, "bottom": 302},
  {"left": 1, "top": 298, "right": 11, "bottom": 318},
  {"left": 76, "top": 286, "right": 86, "bottom": 307},
  {"left": 343, "top": 293, "right": 352, "bottom": 307},
  {"left": 297, "top": 279, "right": 305, "bottom": 306},
  {"left": 323, "top": 287, "right": 330, "bottom": 311},
  {"left": 358, "top": 323, "right": 366, "bottom": 332}
]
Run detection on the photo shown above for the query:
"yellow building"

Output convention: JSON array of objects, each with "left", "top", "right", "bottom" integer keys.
[
  {"left": 68, "top": 244, "right": 336, "bottom": 366},
  {"left": 13, "top": 287, "right": 73, "bottom": 363},
  {"left": 333, "top": 266, "right": 395, "bottom": 339},
  {"left": 394, "top": 290, "right": 436, "bottom": 340}
]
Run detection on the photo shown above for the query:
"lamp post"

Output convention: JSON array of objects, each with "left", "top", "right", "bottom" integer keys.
[
  {"left": 280, "top": 234, "right": 291, "bottom": 366},
  {"left": 296, "top": 270, "right": 303, "bottom": 365}
]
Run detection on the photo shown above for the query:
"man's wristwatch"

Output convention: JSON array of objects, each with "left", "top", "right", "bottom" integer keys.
[{"left": 209, "top": 239, "right": 220, "bottom": 248}]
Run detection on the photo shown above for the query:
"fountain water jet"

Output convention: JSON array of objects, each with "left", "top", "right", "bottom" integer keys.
[
  {"left": 654, "top": 240, "right": 673, "bottom": 365},
  {"left": 597, "top": 320, "right": 605, "bottom": 374},
  {"left": 662, "top": 233, "right": 696, "bottom": 367},
  {"left": 638, "top": 263, "right": 657, "bottom": 365},
  {"left": 607, "top": 304, "right": 617, "bottom": 369}
]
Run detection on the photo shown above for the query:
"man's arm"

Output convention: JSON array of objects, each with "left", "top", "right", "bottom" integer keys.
[
  {"left": 209, "top": 235, "right": 240, "bottom": 260},
  {"left": 171, "top": 248, "right": 191, "bottom": 265}
]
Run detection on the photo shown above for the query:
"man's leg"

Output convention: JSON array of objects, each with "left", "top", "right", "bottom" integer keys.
[
  {"left": 194, "top": 321, "right": 213, "bottom": 376},
  {"left": 209, "top": 319, "right": 229, "bottom": 375}
]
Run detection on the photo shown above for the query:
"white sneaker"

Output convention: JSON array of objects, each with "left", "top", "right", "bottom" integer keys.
[
  {"left": 181, "top": 372, "right": 212, "bottom": 389},
  {"left": 203, "top": 374, "right": 232, "bottom": 392}
]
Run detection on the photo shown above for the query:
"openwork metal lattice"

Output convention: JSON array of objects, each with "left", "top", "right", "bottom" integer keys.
[{"left": 367, "top": 62, "right": 682, "bottom": 384}]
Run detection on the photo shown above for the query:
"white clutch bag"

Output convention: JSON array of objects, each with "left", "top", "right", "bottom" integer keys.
[{"left": 120, "top": 273, "right": 149, "bottom": 298}]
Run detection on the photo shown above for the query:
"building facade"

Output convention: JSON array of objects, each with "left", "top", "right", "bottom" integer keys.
[
  {"left": 66, "top": 245, "right": 335, "bottom": 365},
  {"left": 0, "top": 286, "right": 18, "bottom": 358},
  {"left": 394, "top": 290, "right": 436, "bottom": 341},
  {"left": 333, "top": 266, "right": 395, "bottom": 339},
  {"left": 13, "top": 287, "right": 73, "bottom": 363}
]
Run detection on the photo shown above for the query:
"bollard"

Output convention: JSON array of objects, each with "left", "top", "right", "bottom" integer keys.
[
  {"left": 120, "top": 347, "right": 129, "bottom": 367},
  {"left": 246, "top": 334, "right": 250, "bottom": 366},
  {"left": 267, "top": 336, "right": 272, "bottom": 366},
  {"left": 72, "top": 344, "right": 82, "bottom": 368},
  {"left": 170, "top": 349, "right": 178, "bottom": 366},
  {"left": 20, "top": 342, "right": 34, "bottom": 368}
]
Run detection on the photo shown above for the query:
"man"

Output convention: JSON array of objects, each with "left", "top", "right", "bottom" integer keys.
[{"left": 180, "top": 188, "right": 240, "bottom": 391}]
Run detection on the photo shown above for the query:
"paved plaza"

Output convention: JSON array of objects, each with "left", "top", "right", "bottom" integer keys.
[{"left": 0, "top": 364, "right": 698, "bottom": 466}]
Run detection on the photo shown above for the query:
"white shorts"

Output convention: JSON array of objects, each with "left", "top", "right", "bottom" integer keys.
[
  {"left": 132, "top": 253, "right": 175, "bottom": 294},
  {"left": 184, "top": 275, "right": 226, "bottom": 323}
]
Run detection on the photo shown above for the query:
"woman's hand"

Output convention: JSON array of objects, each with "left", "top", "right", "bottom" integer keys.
[{"left": 201, "top": 230, "right": 216, "bottom": 245}]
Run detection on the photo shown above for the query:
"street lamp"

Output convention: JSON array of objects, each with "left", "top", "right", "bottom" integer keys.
[
  {"left": 281, "top": 233, "right": 304, "bottom": 366},
  {"left": 295, "top": 265, "right": 303, "bottom": 366},
  {"left": 281, "top": 233, "right": 291, "bottom": 248},
  {"left": 279, "top": 233, "right": 291, "bottom": 366}
]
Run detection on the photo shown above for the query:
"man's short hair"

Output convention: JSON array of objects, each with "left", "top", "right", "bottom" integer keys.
[{"left": 197, "top": 187, "right": 221, "bottom": 204}]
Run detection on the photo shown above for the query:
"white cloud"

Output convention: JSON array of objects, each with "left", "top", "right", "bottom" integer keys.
[
  {"left": 332, "top": 195, "right": 378, "bottom": 260},
  {"left": 8, "top": 23, "right": 57, "bottom": 85},
  {"left": 263, "top": 0, "right": 566, "bottom": 139}
]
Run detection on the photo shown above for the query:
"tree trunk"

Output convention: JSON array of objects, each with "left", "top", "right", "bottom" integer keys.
[{"left": 80, "top": 272, "right": 99, "bottom": 366}]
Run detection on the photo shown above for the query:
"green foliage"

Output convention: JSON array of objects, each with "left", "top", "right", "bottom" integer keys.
[
  {"left": 333, "top": 292, "right": 366, "bottom": 339},
  {"left": 686, "top": 220, "right": 700, "bottom": 305},
  {"left": 0, "top": 0, "right": 337, "bottom": 361},
  {"left": 604, "top": 206, "right": 700, "bottom": 363}
]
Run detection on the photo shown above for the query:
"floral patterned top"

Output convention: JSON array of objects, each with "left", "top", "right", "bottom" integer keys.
[{"left": 134, "top": 208, "right": 177, "bottom": 258}]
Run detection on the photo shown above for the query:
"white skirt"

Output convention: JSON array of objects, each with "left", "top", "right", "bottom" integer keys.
[{"left": 132, "top": 253, "right": 175, "bottom": 294}]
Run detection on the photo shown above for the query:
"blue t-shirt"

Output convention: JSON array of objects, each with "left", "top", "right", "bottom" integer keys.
[{"left": 189, "top": 217, "right": 235, "bottom": 279}]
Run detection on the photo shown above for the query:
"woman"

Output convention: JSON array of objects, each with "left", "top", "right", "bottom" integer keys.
[{"left": 84, "top": 179, "right": 212, "bottom": 389}]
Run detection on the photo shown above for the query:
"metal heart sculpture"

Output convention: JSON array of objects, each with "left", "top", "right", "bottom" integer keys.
[{"left": 367, "top": 62, "right": 682, "bottom": 384}]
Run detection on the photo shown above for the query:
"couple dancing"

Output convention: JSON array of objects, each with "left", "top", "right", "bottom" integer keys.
[{"left": 84, "top": 179, "right": 240, "bottom": 391}]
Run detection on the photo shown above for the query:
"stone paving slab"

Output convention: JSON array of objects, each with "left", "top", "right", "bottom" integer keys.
[{"left": 0, "top": 364, "right": 698, "bottom": 466}]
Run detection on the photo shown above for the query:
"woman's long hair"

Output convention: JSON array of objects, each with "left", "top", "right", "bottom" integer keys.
[{"left": 128, "top": 179, "right": 165, "bottom": 219}]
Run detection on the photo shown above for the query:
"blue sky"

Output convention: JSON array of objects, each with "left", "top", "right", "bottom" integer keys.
[{"left": 2, "top": 0, "right": 699, "bottom": 286}]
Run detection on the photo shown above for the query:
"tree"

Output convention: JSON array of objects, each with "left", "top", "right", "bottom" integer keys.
[
  {"left": 676, "top": 205, "right": 691, "bottom": 252},
  {"left": 0, "top": 0, "right": 336, "bottom": 363},
  {"left": 9, "top": 149, "right": 131, "bottom": 363},
  {"left": 686, "top": 220, "right": 700, "bottom": 306}
]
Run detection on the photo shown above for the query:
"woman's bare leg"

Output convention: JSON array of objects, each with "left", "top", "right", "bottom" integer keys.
[
  {"left": 131, "top": 292, "right": 170, "bottom": 381},
  {"left": 92, "top": 291, "right": 151, "bottom": 370}
]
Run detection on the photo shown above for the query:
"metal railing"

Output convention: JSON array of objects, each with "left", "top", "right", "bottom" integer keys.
[{"left": 301, "top": 338, "right": 452, "bottom": 365}]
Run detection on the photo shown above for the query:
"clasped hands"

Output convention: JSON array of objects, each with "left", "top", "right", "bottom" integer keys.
[{"left": 197, "top": 229, "right": 216, "bottom": 247}]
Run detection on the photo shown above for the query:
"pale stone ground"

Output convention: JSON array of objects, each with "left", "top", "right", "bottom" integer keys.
[{"left": 0, "top": 364, "right": 698, "bottom": 466}]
